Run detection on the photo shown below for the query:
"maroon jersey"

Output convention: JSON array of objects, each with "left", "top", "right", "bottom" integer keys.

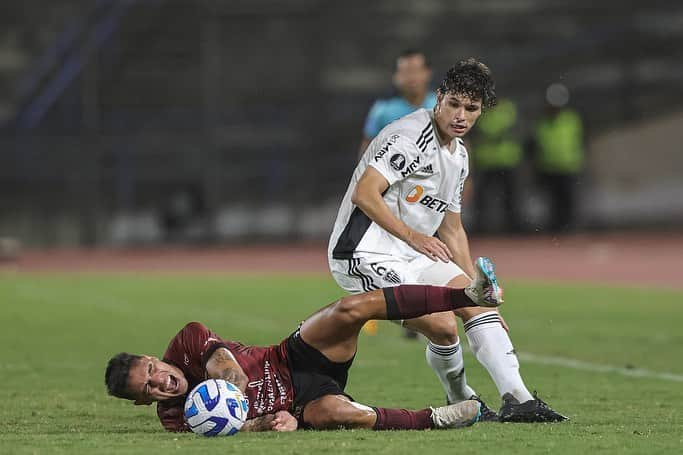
[{"left": 156, "top": 322, "right": 294, "bottom": 432}]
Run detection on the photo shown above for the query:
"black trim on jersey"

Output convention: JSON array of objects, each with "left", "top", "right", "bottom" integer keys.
[
  {"left": 417, "top": 121, "right": 435, "bottom": 153},
  {"left": 332, "top": 187, "right": 388, "bottom": 259},
  {"left": 332, "top": 207, "right": 373, "bottom": 259},
  {"left": 383, "top": 287, "right": 400, "bottom": 320},
  {"left": 419, "top": 135, "right": 434, "bottom": 153},
  {"left": 416, "top": 123, "right": 432, "bottom": 147}
]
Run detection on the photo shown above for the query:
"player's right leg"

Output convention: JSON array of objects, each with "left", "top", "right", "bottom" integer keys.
[
  {"left": 302, "top": 394, "right": 480, "bottom": 430},
  {"left": 299, "top": 266, "right": 501, "bottom": 364}
]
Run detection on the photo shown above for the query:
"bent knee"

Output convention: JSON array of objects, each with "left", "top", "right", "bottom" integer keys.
[
  {"left": 407, "top": 314, "right": 458, "bottom": 344},
  {"left": 332, "top": 295, "right": 367, "bottom": 325}
]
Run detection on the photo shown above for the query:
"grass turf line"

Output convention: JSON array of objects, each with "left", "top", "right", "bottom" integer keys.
[{"left": 0, "top": 274, "right": 681, "bottom": 454}]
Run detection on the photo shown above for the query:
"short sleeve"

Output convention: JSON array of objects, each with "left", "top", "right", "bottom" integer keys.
[
  {"left": 448, "top": 150, "right": 470, "bottom": 213},
  {"left": 368, "top": 134, "right": 423, "bottom": 186},
  {"left": 363, "top": 101, "right": 385, "bottom": 138}
]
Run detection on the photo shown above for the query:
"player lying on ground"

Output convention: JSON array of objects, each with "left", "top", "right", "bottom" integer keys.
[{"left": 106, "top": 258, "right": 506, "bottom": 432}]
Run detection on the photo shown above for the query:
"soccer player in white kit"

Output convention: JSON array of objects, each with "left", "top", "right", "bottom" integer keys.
[{"left": 328, "top": 58, "right": 566, "bottom": 422}]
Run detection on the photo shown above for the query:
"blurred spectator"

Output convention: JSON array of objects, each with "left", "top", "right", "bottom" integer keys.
[
  {"left": 358, "top": 49, "right": 436, "bottom": 158},
  {"left": 471, "top": 98, "right": 523, "bottom": 233},
  {"left": 531, "top": 83, "right": 584, "bottom": 233}
]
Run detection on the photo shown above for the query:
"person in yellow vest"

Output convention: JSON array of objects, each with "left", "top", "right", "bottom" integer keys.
[
  {"left": 533, "top": 84, "right": 584, "bottom": 233},
  {"left": 471, "top": 98, "right": 523, "bottom": 233}
]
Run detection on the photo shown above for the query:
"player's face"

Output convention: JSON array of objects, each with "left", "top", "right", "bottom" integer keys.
[
  {"left": 127, "top": 355, "right": 189, "bottom": 405},
  {"left": 433, "top": 92, "right": 482, "bottom": 140},
  {"left": 393, "top": 54, "right": 431, "bottom": 98}
]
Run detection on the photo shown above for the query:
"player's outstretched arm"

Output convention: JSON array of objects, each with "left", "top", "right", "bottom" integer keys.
[
  {"left": 241, "top": 411, "right": 298, "bottom": 432},
  {"left": 205, "top": 347, "right": 249, "bottom": 393}
]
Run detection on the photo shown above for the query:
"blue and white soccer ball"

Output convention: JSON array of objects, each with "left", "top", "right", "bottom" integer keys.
[{"left": 184, "top": 379, "right": 249, "bottom": 436}]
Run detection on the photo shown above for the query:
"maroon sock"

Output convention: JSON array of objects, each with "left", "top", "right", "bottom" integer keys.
[
  {"left": 383, "top": 285, "right": 475, "bottom": 321},
  {"left": 372, "top": 407, "right": 434, "bottom": 430}
]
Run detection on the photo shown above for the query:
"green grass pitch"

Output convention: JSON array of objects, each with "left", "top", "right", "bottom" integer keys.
[{"left": 1, "top": 273, "right": 682, "bottom": 454}]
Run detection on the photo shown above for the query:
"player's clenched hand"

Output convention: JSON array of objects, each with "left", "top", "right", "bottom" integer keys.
[
  {"left": 270, "top": 411, "right": 297, "bottom": 432},
  {"left": 406, "top": 230, "right": 453, "bottom": 262}
]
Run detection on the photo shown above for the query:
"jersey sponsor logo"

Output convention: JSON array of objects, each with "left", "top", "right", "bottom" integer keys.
[
  {"left": 246, "top": 360, "right": 289, "bottom": 416},
  {"left": 419, "top": 195, "right": 449, "bottom": 213},
  {"left": 400, "top": 154, "right": 421, "bottom": 177},
  {"left": 370, "top": 263, "right": 403, "bottom": 285},
  {"left": 374, "top": 134, "right": 400, "bottom": 162},
  {"left": 405, "top": 185, "right": 448, "bottom": 213},
  {"left": 406, "top": 185, "right": 424, "bottom": 203},
  {"left": 390, "top": 153, "right": 406, "bottom": 171},
  {"left": 420, "top": 164, "right": 434, "bottom": 174}
]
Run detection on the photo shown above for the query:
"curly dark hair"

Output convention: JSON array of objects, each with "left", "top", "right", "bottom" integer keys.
[
  {"left": 105, "top": 352, "right": 142, "bottom": 400},
  {"left": 437, "top": 58, "right": 497, "bottom": 110}
]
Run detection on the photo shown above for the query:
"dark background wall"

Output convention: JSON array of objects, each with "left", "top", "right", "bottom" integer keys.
[{"left": 1, "top": 0, "right": 682, "bottom": 246}]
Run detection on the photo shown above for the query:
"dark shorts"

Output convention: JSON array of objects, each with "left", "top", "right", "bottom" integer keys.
[{"left": 285, "top": 328, "right": 355, "bottom": 425}]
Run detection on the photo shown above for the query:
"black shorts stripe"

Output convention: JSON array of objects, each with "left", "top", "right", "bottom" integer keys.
[
  {"left": 357, "top": 260, "right": 379, "bottom": 291},
  {"left": 347, "top": 259, "right": 367, "bottom": 292},
  {"left": 348, "top": 259, "right": 378, "bottom": 292}
]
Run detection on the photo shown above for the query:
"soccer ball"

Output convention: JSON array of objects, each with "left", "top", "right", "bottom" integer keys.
[{"left": 184, "top": 379, "right": 249, "bottom": 436}]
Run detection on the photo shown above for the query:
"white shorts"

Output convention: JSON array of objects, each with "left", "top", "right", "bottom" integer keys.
[{"left": 329, "top": 253, "right": 468, "bottom": 295}]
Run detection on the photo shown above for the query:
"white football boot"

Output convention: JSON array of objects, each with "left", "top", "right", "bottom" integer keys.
[
  {"left": 465, "top": 257, "right": 504, "bottom": 307},
  {"left": 430, "top": 400, "right": 481, "bottom": 429}
]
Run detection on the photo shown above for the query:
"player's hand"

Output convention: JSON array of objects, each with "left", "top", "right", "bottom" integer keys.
[
  {"left": 406, "top": 230, "right": 453, "bottom": 262},
  {"left": 270, "top": 411, "right": 297, "bottom": 432}
]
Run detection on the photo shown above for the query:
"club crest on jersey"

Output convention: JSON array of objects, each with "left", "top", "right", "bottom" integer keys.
[{"left": 390, "top": 154, "right": 406, "bottom": 171}]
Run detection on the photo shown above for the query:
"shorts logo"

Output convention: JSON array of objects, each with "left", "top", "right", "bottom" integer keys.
[
  {"left": 390, "top": 154, "right": 406, "bottom": 171},
  {"left": 406, "top": 185, "right": 424, "bottom": 203},
  {"left": 370, "top": 263, "right": 403, "bottom": 285}
]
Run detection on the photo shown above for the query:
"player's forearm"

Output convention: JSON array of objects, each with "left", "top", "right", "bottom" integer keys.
[
  {"left": 352, "top": 187, "right": 413, "bottom": 243},
  {"left": 240, "top": 414, "right": 276, "bottom": 432},
  {"left": 215, "top": 368, "right": 249, "bottom": 393},
  {"left": 440, "top": 226, "right": 475, "bottom": 278}
]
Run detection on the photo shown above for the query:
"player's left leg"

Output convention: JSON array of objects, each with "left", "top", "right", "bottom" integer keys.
[
  {"left": 302, "top": 394, "right": 480, "bottom": 430},
  {"left": 447, "top": 274, "right": 567, "bottom": 422},
  {"left": 298, "top": 278, "right": 497, "bottom": 364}
]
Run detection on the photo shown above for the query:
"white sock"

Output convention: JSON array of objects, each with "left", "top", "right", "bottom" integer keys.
[
  {"left": 425, "top": 339, "right": 477, "bottom": 403},
  {"left": 465, "top": 311, "right": 534, "bottom": 403}
]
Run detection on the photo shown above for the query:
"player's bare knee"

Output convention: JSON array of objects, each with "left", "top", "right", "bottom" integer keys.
[
  {"left": 305, "top": 397, "right": 345, "bottom": 429},
  {"left": 423, "top": 316, "right": 458, "bottom": 345},
  {"left": 333, "top": 295, "right": 367, "bottom": 325}
]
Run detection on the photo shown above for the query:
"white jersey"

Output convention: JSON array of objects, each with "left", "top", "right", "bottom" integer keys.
[{"left": 329, "top": 108, "right": 469, "bottom": 262}]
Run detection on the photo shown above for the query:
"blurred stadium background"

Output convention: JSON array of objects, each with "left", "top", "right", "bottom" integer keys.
[
  {"left": 1, "top": 0, "right": 682, "bottom": 250},
  {"left": 2, "top": 2, "right": 683, "bottom": 453}
]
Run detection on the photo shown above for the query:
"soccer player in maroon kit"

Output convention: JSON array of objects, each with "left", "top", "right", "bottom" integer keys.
[{"left": 105, "top": 258, "right": 504, "bottom": 432}]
